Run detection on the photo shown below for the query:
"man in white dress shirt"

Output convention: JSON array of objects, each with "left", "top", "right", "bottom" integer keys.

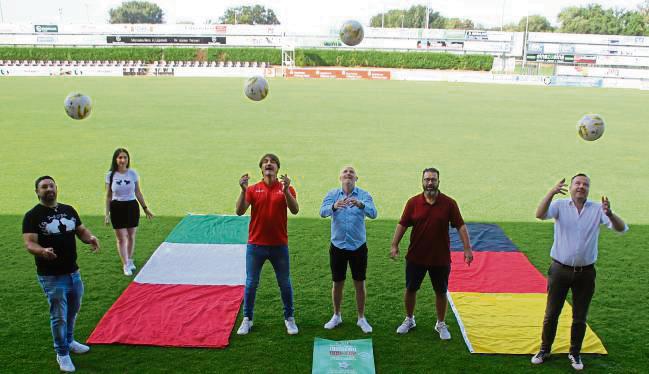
[{"left": 531, "top": 174, "right": 627, "bottom": 371}]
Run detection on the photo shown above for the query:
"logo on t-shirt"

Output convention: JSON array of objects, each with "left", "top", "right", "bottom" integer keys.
[
  {"left": 115, "top": 179, "right": 131, "bottom": 185},
  {"left": 39, "top": 214, "right": 77, "bottom": 235}
]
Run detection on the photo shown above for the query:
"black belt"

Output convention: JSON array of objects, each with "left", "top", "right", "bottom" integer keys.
[{"left": 553, "top": 259, "right": 594, "bottom": 272}]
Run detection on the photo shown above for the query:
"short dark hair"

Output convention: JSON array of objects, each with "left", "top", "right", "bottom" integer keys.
[
  {"left": 259, "top": 153, "right": 280, "bottom": 169},
  {"left": 34, "top": 175, "right": 55, "bottom": 189},
  {"left": 422, "top": 167, "right": 440, "bottom": 178},
  {"left": 571, "top": 173, "right": 589, "bottom": 182}
]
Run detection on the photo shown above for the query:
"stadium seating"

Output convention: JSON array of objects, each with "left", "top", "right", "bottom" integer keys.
[{"left": 0, "top": 58, "right": 271, "bottom": 70}]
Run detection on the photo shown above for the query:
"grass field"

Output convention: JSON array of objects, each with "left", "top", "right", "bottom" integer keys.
[{"left": 1, "top": 77, "right": 648, "bottom": 373}]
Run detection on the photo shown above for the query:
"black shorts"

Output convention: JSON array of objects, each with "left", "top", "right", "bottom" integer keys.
[
  {"left": 405, "top": 261, "right": 451, "bottom": 294},
  {"left": 109, "top": 200, "right": 140, "bottom": 229},
  {"left": 329, "top": 243, "right": 368, "bottom": 282}
]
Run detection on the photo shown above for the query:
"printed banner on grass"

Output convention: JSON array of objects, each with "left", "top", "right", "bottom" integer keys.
[
  {"left": 312, "top": 338, "right": 375, "bottom": 374},
  {"left": 88, "top": 214, "right": 249, "bottom": 348}
]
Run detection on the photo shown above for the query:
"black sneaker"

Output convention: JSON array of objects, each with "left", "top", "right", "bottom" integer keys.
[
  {"left": 531, "top": 350, "right": 550, "bottom": 364},
  {"left": 568, "top": 354, "right": 584, "bottom": 370}
]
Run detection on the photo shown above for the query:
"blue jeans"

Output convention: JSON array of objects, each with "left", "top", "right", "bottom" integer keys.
[
  {"left": 243, "top": 244, "right": 294, "bottom": 320},
  {"left": 37, "top": 271, "right": 84, "bottom": 356}
]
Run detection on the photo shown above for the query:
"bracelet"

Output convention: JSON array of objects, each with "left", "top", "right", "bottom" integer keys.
[{"left": 142, "top": 205, "right": 148, "bottom": 209}]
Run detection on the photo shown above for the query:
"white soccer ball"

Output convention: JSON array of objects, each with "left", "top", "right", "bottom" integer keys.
[
  {"left": 577, "top": 114, "right": 605, "bottom": 141},
  {"left": 64, "top": 93, "right": 92, "bottom": 120},
  {"left": 340, "top": 20, "right": 364, "bottom": 46},
  {"left": 244, "top": 76, "right": 269, "bottom": 101}
]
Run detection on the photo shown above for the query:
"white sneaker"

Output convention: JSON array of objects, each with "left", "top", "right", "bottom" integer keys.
[
  {"left": 396, "top": 316, "right": 416, "bottom": 334},
  {"left": 123, "top": 264, "right": 132, "bottom": 276},
  {"left": 324, "top": 314, "right": 342, "bottom": 330},
  {"left": 357, "top": 318, "right": 373, "bottom": 333},
  {"left": 531, "top": 350, "right": 550, "bottom": 364},
  {"left": 285, "top": 317, "right": 299, "bottom": 335},
  {"left": 568, "top": 354, "right": 584, "bottom": 370},
  {"left": 237, "top": 317, "right": 253, "bottom": 335},
  {"left": 127, "top": 259, "right": 136, "bottom": 271},
  {"left": 69, "top": 340, "right": 90, "bottom": 354},
  {"left": 435, "top": 321, "right": 451, "bottom": 340},
  {"left": 56, "top": 354, "right": 76, "bottom": 372}
]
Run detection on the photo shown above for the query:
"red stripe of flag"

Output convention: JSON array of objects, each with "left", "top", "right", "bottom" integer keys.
[
  {"left": 88, "top": 283, "right": 244, "bottom": 348},
  {"left": 450, "top": 251, "right": 547, "bottom": 293}
]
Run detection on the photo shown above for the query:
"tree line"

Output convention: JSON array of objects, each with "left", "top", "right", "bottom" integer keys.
[
  {"left": 109, "top": 1, "right": 649, "bottom": 36},
  {"left": 109, "top": 2, "right": 280, "bottom": 25}
]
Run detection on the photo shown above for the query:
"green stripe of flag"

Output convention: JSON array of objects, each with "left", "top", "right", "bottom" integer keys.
[{"left": 165, "top": 215, "right": 250, "bottom": 244}]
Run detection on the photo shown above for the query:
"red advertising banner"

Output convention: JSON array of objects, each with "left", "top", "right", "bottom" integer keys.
[{"left": 285, "top": 68, "right": 391, "bottom": 80}]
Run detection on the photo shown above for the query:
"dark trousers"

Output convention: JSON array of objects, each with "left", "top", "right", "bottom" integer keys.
[{"left": 541, "top": 261, "right": 596, "bottom": 355}]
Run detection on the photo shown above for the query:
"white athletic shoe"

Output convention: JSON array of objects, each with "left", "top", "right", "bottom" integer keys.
[
  {"left": 531, "top": 350, "right": 550, "bottom": 364},
  {"left": 396, "top": 316, "right": 416, "bottom": 334},
  {"left": 69, "top": 340, "right": 90, "bottom": 354},
  {"left": 56, "top": 354, "right": 76, "bottom": 372},
  {"left": 568, "top": 354, "right": 584, "bottom": 370},
  {"left": 324, "top": 314, "right": 342, "bottom": 330},
  {"left": 285, "top": 317, "right": 299, "bottom": 335},
  {"left": 237, "top": 317, "right": 253, "bottom": 335},
  {"left": 357, "top": 318, "right": 373, "bottom": 333},
  {"left": 127, "top": 259, "right": 136, "bottom": 271},
  {"left": 123, "top": 264, "right": 132, "bottom": 276},
  {"left": 435, "top": 321, "right": 451, "bottom": 340}
]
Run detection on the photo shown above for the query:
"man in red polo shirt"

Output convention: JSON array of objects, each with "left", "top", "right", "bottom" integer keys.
[
  {"left": 390, "top": 167, "right": 473, "bottom": 340},
  {"left": 235, "top": 153, "right": 300, "bottom": 335}
]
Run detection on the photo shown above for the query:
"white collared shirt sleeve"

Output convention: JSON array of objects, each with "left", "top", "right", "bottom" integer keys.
[{"left": 545, "top": 200, "right": 560, "bottom": 220}]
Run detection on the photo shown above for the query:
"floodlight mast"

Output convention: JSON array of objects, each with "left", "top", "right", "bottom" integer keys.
[
  {"left": 522, "top": 10, "right": 530, "bottom": 69},
  {"left": 425, "top": 5, "right": 429, "bottom": 29},
  {"left": 501, "top": 0, "right": 506, "bottom": 31}
]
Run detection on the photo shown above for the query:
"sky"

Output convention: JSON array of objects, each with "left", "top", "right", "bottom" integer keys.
[{"left": 0, "top": 0, "right": 644, "bottom": 31}]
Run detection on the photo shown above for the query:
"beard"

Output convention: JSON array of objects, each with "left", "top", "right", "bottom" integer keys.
[
  {"left": 40, "top": 191, "right": 56, "bottom": 204},
  {"left": 423, "top": 186, "right": 438, "bottom": 193}
]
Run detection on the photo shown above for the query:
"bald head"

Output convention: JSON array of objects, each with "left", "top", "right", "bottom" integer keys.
[{"left": 339, "top": 166, "right": 358, "bottom": 189}]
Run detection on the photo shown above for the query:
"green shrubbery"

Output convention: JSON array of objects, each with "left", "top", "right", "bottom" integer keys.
[
  {"left": 296, "top": 49, "right": 492, "bottom": 70},
  {"left": 0, "top": 47, "right": 492, "bottom": 70}
]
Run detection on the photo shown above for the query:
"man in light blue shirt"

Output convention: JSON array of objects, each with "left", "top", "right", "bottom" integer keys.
[
  {"left": 531, "top": 174, "right": 627, "bottom": 371},
  {"left": 320, "top": 166, "right": 377, "bottom": 333}
]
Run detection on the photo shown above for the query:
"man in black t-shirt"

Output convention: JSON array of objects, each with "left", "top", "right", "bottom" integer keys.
[{"left": 22, "top": 176, "right": 100, "bottom": 373}]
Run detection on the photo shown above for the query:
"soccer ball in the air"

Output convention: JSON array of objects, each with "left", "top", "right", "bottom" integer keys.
[
  {"left": 244, "top": 76, "right": 269, "bottom": 101},
  {"left": 340, "top": 20, "right": 364, "bottom": 46},
  {"left": 64, "top": 93, "right": 92, "bottom": 120},
  {"left": 577, "top": 114, "right": 605, "bottom": 141}
]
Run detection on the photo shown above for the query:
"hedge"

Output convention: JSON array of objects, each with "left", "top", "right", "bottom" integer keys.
[
  {"left": 0, "top": 47, "right": 162, "bottom": 62},
  {"left": 0, "top": 47, "right": 493, "bottom": 71},
  {"left": 206, "top": 48, "right": 281, "bottom": 64},
  {"left": 296, "top": 49, "right": 493, "bottom": 70}
]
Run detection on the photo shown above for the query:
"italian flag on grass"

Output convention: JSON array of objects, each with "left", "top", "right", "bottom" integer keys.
[{"left": 88, "top": 215, "right": 248, "bottom": 348}]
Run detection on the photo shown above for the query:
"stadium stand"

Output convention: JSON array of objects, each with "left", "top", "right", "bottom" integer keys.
[{"left": 0, "top": 23, "right": 647, "bottom": 87}]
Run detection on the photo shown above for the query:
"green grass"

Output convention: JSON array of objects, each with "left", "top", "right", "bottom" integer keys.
[
  {"left": 1, "top": 78, "right": 648, "bottom": 372},
  {"left": 2, "top": 216, "right": 648, "bottom": 373},
  {"left": 1, "top": 77, "right": 647, "bottom": 222}
]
